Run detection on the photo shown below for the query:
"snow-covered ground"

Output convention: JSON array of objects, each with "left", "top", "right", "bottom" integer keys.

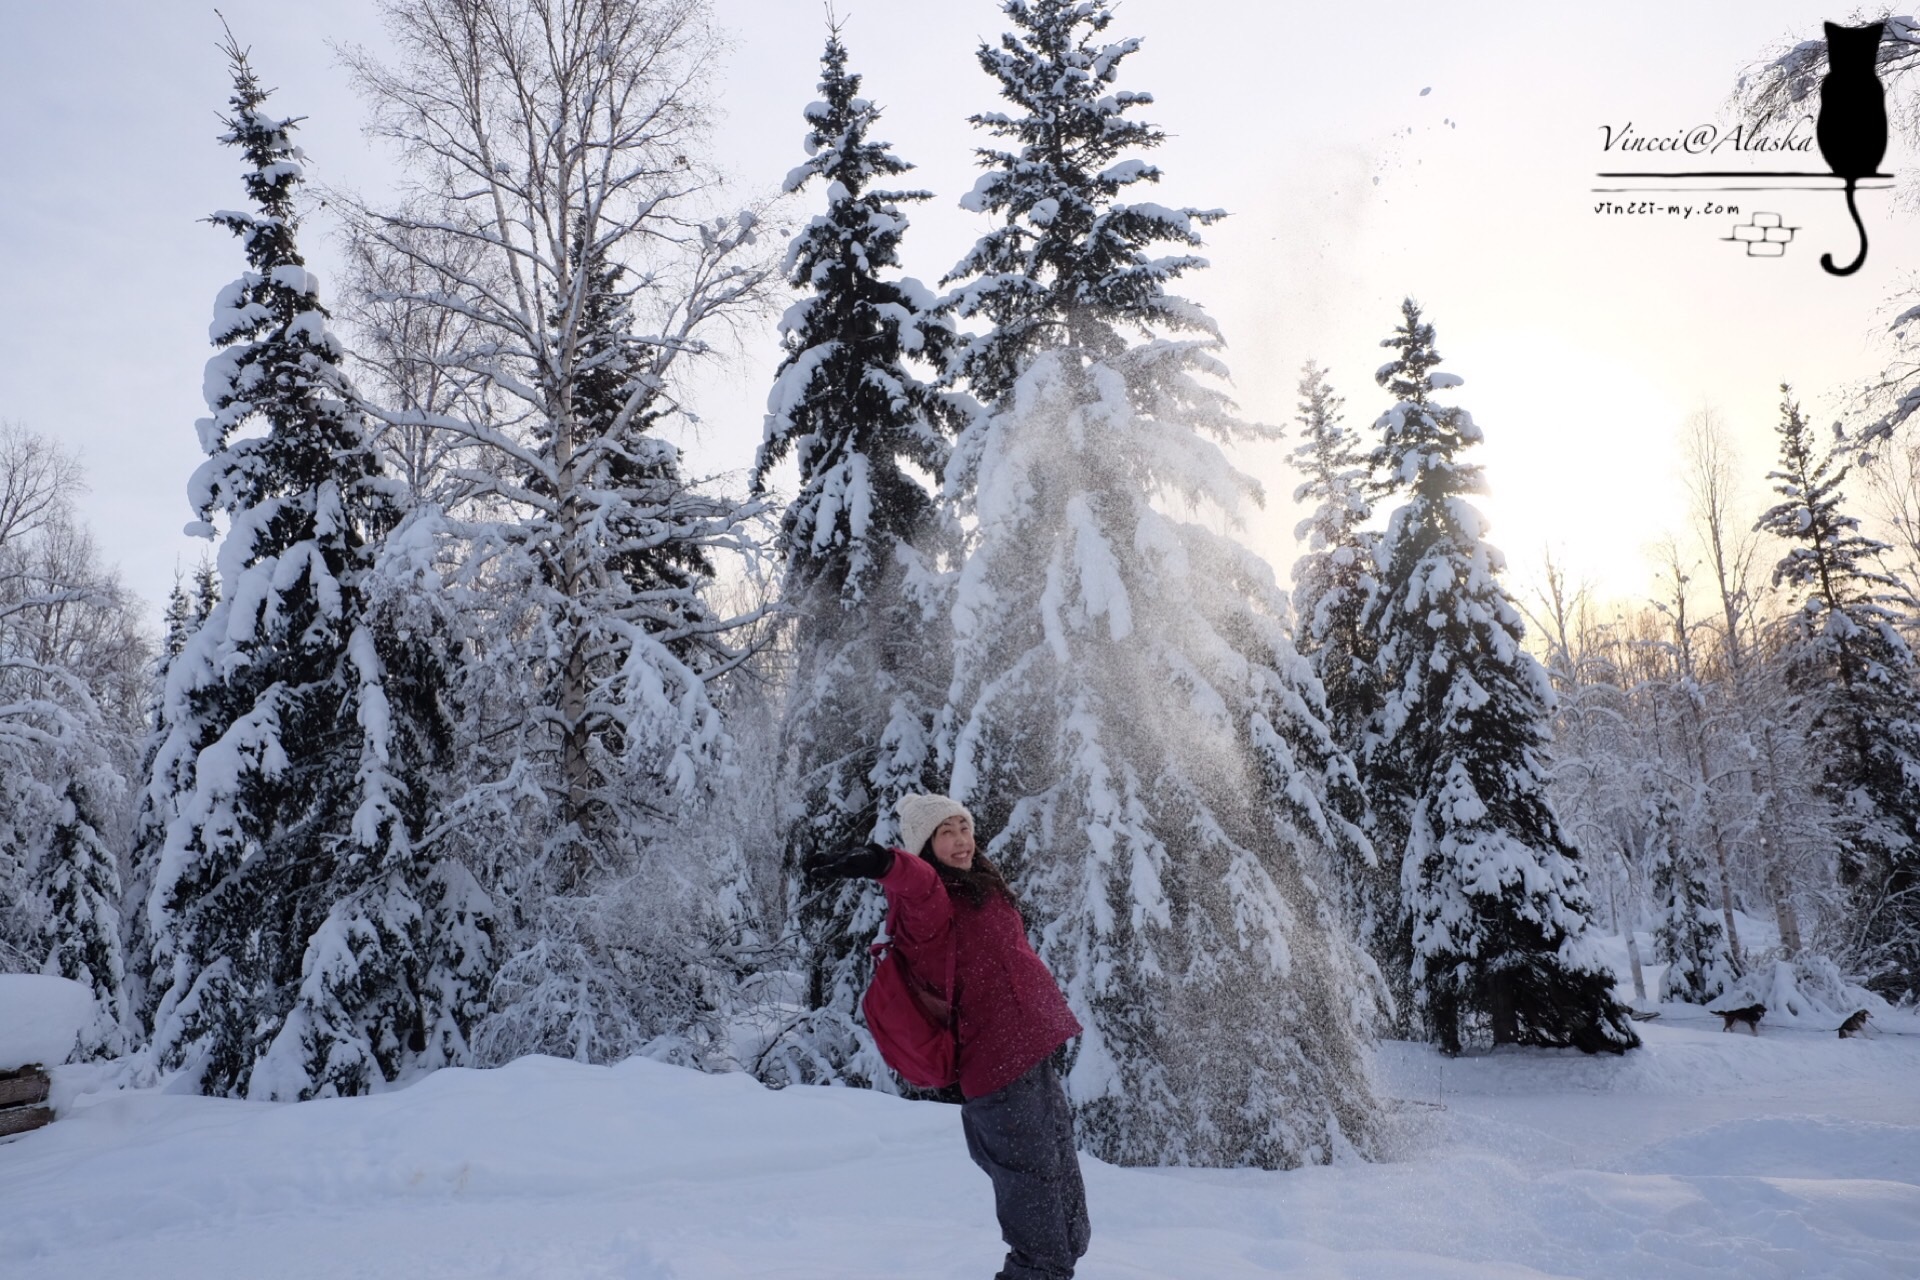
[{"left": 4, "top": 950, "right": 1918, "bottom": 1279}]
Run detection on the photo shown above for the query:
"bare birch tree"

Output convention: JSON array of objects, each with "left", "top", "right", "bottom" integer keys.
[{"left": 338, "top": 0, "right": 783, "bottom": 1063}]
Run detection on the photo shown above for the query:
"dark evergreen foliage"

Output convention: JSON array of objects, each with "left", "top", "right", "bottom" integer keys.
[
  {"left": 1287, "top": 362, "right": 1389, "bottom": 951},
  {"left": 752, "top": 32, "right": 957, "bottom": 1086},
  {"left": 127, "top": 565, "right": 215, "bottom": 1033},
  {"left": 1756, "top": 387, "right": 1920, "bottom": 1000},
  {"left": 941, "top": 0, "right": 1224, "bottom": 409},
  {"left": 1291, "top": 363, "right": 1378, "bottom": 753},
  {"left": 146, "top": 39, "right": 487, "bottom": 1099},
  {"left": 36, "top": 779, "right": 128, "bottom": 1054},
  {"left": 563, "top": 234, "right": 719, "bottom": 625},
  {"left": 1364, "top": 299, "right": 1638, "bottom": 1055}
]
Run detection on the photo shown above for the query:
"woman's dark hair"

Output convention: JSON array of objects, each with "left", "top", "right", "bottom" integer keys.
[{"left": 920, "top": 842, "right": 1021, "bottom": 913}]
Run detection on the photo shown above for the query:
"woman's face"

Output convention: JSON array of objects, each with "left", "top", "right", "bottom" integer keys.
[{"left": 929, "top": 814, "right": 975, "bottom": 871}]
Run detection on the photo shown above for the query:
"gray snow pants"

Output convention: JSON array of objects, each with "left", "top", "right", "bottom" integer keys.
[{"left": 960, "top": 1058, "right": 1091, "bottom": 1280}]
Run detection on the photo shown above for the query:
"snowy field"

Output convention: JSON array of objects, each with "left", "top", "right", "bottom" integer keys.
[{"left": 4, "top": 949, "right": 1918, "bottom": 1279}]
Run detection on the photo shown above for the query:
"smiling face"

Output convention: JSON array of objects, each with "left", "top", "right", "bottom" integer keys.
[{"left": 928, "top": 813, "right": 975, "bottom": 871}]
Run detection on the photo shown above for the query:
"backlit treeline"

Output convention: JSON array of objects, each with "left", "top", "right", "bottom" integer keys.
[{"left": 1508, "top": 396, "right": 1920, "bottom": 1015}]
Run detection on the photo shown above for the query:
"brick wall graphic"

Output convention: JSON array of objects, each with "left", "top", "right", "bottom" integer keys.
[{"left": 1724, "top": 212, "right": 1797, "bottom": 257}]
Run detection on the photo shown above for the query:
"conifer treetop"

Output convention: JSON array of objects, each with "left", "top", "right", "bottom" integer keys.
[
  {"left": 191, "top": 32, "right": 377, "bottom": 535},
  {"left": 1758, "top": 385, "right": 1904, "bottom": 616},
  {"left": 1756, "top": 386, "right": 1918, "bottom": 715},
  {"left": 781, "top": 30, "right": 921, "bottom": 204},
  {"left": 1291, "top": 361, "right": 1369, "bottom": 551},
  {"left": 209, "top": 32, "right": 308, "bottom": 269},
  {"left": 758, "top": 28, "right": 953, "bottom": 604},
  {"left": 1374, "top": 298, "right": 1482, "bottom": 498},
  {"left": 944, "top": 0, "right": 1225, "bottom": 401}
]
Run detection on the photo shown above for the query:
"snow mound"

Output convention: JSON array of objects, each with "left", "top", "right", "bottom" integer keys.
[
  {"left": 1714, "top": 956, "right": 1885, "bottom": 1023},
  {"left": 1614, "top": 1115, "right": 1920, "bottom": 1183},
  {"left": 0, "top": 975, "right": 94, "bottom": 1071}
]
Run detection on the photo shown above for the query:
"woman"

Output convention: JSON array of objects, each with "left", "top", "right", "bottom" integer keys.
[{"left": 805, "top": 793, "right": 1090, "bottom": 1280}]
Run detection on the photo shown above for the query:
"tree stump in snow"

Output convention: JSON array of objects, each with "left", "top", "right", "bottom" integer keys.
[{"left": 0, "top": 1065, "right": 53, "bottom": 1137}]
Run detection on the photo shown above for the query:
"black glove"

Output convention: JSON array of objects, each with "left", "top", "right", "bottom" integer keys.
[{"left": 802, "top": 842, "right": 896, "bottom": 882}]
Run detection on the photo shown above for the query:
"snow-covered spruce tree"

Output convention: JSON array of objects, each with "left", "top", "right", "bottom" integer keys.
[
  {"left": 1290, "top": 362, "right": 1377, "bottom": 755},
  {"left": 343, "top": 0, "right": 777, "bottom": 1067},
  {"left": 751, "top": 31, "right": 959, "bottom": 1087},
  {"left": 126, "top": 564, "right": 216, "bottom": 1033},
  {"left": 34, "top": 778, "right": 129, "bottom": 1055},
  {"left": 938, "top": 0, "right": 1381, "bottom": 1167},
  {"left": 1756, "top": 387, "right": 1920, "bottom": 1000},
  {"left": 1645, "top": 785, "right": 1734, "bottom": 1003},
  {"left": 1363, "top": 298, "right": 1637, "bottom": 1055},
  {"left": 145, "top": 42, "right": 489, "bottom": 1099},
  {"left": 424, "top": 228, "right": 764, "bottom": 1072},
  {"left": 1286, "top": 361, "right": 1390, "bottom": 960}
]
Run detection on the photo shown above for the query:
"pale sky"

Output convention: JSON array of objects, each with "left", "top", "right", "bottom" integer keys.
[{"left": 3, "top": 1, "right": 1913, "bottom": 628}]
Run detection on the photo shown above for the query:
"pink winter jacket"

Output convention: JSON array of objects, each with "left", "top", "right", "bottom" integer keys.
[{"left": 877, "top": 849, "right": 1083, "bottom": 1099}]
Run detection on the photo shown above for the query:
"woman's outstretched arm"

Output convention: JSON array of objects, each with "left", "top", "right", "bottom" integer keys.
[{"left": 877, "top": 850, "right": 955, "bottom": 951}]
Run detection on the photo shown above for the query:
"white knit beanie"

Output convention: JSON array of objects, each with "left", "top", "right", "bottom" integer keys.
[{"left": 895, "top": 793, "right": 973, "bottom": 859}]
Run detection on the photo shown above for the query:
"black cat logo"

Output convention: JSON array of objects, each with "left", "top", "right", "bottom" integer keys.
[{"left": 1818, "top": 20, "right": 1888, "bottom": 276}]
